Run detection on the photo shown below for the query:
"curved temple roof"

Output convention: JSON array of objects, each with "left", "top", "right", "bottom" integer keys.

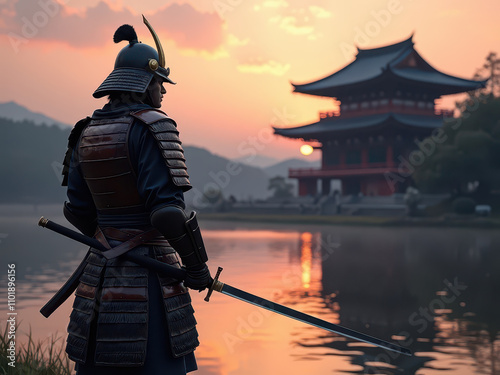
[
  {"left": 273, "top": 113, "right": 444, "bottom": 140},
  {"left": 292, "top": 35, "right": 487, "bottom": 97}
]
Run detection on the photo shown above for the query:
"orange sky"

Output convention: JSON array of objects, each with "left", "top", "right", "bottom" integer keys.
[{"left": 1, "top": 0, "right": 499, "bottom": 161}]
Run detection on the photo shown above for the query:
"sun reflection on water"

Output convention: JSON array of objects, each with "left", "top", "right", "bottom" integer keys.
[{"left": 300, "top": 232, "right": 312, "bottom": 289}]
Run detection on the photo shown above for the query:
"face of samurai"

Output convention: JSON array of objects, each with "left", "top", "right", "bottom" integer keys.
[{"left": 147, "top": 76, "right": 167, "bottom": 108}]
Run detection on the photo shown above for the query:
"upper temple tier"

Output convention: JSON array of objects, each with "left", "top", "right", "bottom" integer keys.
[
  {"left": 291, "top": 35, "right": 486, "bottom": 100},
  {"left": 275, "top": 34, "right": 487, "bottom": 141}
]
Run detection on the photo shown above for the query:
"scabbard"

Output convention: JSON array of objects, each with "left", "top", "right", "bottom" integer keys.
[
  {"left": 40, "top": 249, "right": 91, "bottom": 318},
  {"left": 38, "top": 217, "right": 187, "bottom": 318}
]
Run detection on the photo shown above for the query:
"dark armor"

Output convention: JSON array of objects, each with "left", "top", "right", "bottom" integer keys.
[
  {"left": 78, "top": 116, "right": 144, "bottom": 212},
  {"left": 151, "top": 206, "right": 211, "bottom": 291},
  {"left": 66, "top": 243, "right": 198, "bottom": 366},
  {"left": 77, "top": 110, "right": 191, "bottom": 214},
  {"left": 65, "top": 110, "right": 199, "bottom": 367}
]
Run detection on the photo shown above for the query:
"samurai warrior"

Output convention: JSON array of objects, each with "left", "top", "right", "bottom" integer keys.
[{"left": 60, "top": 17, "right": 211, "bottom": 374}]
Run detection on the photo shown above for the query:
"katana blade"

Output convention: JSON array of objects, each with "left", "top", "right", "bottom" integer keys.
[{"left": 206, "top": 267, "right": 412, "bottom": 357}]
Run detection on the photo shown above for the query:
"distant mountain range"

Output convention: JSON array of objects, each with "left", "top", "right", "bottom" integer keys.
[
  {"left": 0, "top": 101, "right": 71, "bottom": 129},
  {"left": 183, "top": 145, "right": 273, "bottom": 204},
  {"left": 234, "top": 154, "right": 280, "bottom": 168},
  {"left": 0, "top": 102, "right": 320, "bottom": 204},
  {"left": 264, "top": 158, "right": 320, "bottom": 179}
]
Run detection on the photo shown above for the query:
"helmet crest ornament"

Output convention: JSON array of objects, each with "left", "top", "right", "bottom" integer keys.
[
  {"left": 113, "top": 24, "right": 138, "bottom": 44},
  {"left": 142, "top": 15, "right": 165, "bottom": 68}
]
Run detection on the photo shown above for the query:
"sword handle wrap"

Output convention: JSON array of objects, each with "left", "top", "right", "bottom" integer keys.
[{"left": 204, "top": 266, "right": 223, "bottom": 302}]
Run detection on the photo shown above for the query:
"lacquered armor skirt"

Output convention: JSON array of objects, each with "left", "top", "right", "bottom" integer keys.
[{"left": 66, "top": 242, "right": 199, "bottom": 368}]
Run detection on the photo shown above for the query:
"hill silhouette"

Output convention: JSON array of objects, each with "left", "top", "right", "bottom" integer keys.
[
  {"left": 0, "top": 117, "right": 69, "bottom": 203},
  {"left": 0, "top": 101, "right": 70, "bottom": 129},
  {"left": 0, "top": 117, "right": 276, "bottom": 204}
]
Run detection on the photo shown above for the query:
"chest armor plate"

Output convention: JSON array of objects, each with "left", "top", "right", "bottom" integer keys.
[{"left": 78, "top": 116, "right": 144, "bottom": 213}]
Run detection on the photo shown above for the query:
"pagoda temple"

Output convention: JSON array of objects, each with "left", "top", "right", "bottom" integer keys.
[{"left": 274, "top": 35, "right": 486, "bottom": 196}]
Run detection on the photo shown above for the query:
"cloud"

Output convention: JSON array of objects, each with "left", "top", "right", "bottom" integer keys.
[
  {"left": 148, "top": 3, "right": 225, "bottom": 51},
  {"left": 278, "top": 16, "right": 314, "bottom": 35},
  {"left": 309, "top": 5, "right": 332, "bottom": 19},
  {"left": 262, "top": 0, "right": 289, "bottom": 8},
  {"left": 177, "top": 32, "right": 249, "bottom": 60},
  {"left": 261, "top": 4, "right": 330, "bottom": 39},
  {"left": 178, "top": 45, "right": 230, "bottom": 60},
  {"left": 227, "top": 33, "right": 250, "bottom": 46},
  {"left": 1, "top": 0, "right": 226, "bottom": 52},
  {"left": 2, "top": 0, "right": 135, "bottom": 48},
  {"left": 237, "top": 59, "right": 290, "bottom": 75},
  {"left": 254, "top": 0, "right": 289, "bottom": 11}
]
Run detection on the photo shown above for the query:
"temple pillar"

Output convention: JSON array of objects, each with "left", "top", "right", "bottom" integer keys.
[
  {"left": 361, "top": 148, "right": 368, "bottom": 167},
  {"left": 386, "top": 144, "right": 394, "bottom": 167},
  {"left": 342, "top": 178, "right": 361, "bottom": 196},
  {"left": 339, "top": 149, "right": 346, "bottom": 167},
  {"left": 321, "top": 178, "right": 331, "bottom": 196},
  {"left": 298, "top": 178, "right": 318, "bottom": 196}
]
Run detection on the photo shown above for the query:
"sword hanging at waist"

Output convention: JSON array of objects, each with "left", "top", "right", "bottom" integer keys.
[{"left": 37, "top": 217, "right": 184, "bottom": 318}]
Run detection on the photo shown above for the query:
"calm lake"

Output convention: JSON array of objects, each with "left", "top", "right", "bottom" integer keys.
[{"left": 0, "top": 204, "right": 498, "bottom": 375}]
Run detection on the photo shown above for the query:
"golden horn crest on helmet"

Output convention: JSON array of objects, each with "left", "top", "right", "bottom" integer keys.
[{"left": 142, "top": 15, "right": 165, "bottom": 68}]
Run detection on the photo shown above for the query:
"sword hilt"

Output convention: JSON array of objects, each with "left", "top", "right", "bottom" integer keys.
[
  {"left": 204, "top": 266, "right": 224, "bottom": 302},
  {"left": 39, "top": 217, "right": 49, "bottom": 227}
]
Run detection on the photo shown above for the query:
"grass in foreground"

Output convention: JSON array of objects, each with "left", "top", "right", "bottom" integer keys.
[{"left": 0, "top": 323, "right": 72, "bottom": 375}]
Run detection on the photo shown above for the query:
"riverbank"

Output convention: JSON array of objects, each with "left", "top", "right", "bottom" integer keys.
[{"left": 198, "top": 212, "right": 500, "bottom": 228}]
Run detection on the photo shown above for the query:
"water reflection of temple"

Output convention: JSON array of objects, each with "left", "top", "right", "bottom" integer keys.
[{"left": 285, "top": 228, "right": 500, "bottom": 374}]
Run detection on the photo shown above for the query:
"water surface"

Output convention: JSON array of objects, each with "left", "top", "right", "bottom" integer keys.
[{"left": 0, "top": 205, "right": 498, "bottom": 374}]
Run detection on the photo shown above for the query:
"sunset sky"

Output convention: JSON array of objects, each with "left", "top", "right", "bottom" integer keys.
[{"left": 1, "top": 0, "right": 499, "bottom": 161}]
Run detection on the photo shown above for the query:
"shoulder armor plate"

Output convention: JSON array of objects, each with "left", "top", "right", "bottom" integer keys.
[
  {"left": 62, "top": 117, "right": 91, "bottom": 186},
  {"left": 130, "top": 109, "right": 192, "bottom": 191},
  {"left": 130, "top": 109, "right": 177, "bottom": 126}
]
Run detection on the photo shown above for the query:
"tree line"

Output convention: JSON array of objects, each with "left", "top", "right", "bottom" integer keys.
[
  {"left": 0, "top": 117, "right": 69, "bottom": 203},
  {"left": 413, "top": 52, "right": 500, "bottom": 200}
]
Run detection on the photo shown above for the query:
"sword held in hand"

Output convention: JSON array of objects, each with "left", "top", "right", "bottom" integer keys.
[{"left": 38, "top": 216, "right": 412, "bottom": 357}]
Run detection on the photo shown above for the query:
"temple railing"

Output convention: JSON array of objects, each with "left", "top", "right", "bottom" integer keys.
[
  {"left": 329, "top": 102, "right": 456, "bottom": 119},
  {"left": 289, "top": 163, "right": 398, "bottom": 177}
]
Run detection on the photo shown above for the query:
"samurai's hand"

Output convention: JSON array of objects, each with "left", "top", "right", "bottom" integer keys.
[{"left": 184, "top": 263, "right": 212, "bottom": 291}]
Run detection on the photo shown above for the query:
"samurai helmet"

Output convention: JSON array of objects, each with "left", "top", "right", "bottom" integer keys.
[{"left": 93, "top": 15, "right": 175, "bottom": 99}]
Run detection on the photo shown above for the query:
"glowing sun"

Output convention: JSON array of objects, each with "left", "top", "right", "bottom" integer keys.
[{"left": 300, "top": 145, "right": 314, "bottom": 156}]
